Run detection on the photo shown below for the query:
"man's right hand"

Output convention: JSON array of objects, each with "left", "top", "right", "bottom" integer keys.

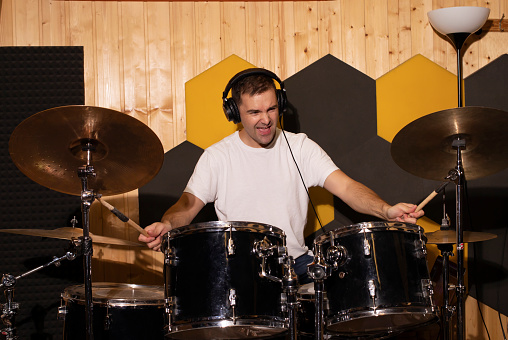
[{"left": 138, "top": 221, "right": 172, "bottom": 251}]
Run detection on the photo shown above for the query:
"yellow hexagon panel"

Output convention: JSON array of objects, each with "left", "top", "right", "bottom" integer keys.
[
  {"left": 376, "top": 54, "right": 457, "bottom": 143},
  {"left": 305, "top": 187, "right": 335, "bottom": 237},
  {"left": 186, "top": 55, "right": 255, "bottom": 150}
]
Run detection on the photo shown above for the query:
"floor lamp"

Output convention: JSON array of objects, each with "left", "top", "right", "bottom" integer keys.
[{"left": 427, "top": 6, "right": 490, "bottom": 340}]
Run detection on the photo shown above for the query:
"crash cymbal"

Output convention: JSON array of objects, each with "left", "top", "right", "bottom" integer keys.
[
  {"left": 426, "top": 229, "right": 497, "bottom": 244},
  {"left": 0, "top": 227, "right": 143, "bottom": 247},
  {"left": 9, "top": 105, "right": 164, "bottom": 196},
  {"left": 391, "top": 106, "right": 508, "bottom": 181}
]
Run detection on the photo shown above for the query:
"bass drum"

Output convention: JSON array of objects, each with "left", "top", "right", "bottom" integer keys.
[
  {"left": 59, "top": 282, "right": 166, "bottom": 340},
  {"left": 162, "top": 221, "right": 288, "bottom": 339},
  {"left": 314, "top": 222, "right": 438, "bottom": 337}
]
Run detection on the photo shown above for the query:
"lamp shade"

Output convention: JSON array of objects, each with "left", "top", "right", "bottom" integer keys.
[{"left": 428, "top": 6, "right": 490, "bottom": 35}]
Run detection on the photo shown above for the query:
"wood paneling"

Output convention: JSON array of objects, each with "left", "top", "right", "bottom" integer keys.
[{"left": 1, "top": 0, "right": 507, "bottom": 337}]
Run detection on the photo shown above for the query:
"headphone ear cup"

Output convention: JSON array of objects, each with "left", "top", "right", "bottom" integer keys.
[
  {"left": 223, "top": 98, "right": 241, "bottom": 124},
  {"left": 276, "top": 89, "right": 287, "bottom": 116}
]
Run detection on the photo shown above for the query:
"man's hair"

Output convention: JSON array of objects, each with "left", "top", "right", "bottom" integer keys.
[{"left": 231, "top": 74, "right": 276, "bottom": 107}]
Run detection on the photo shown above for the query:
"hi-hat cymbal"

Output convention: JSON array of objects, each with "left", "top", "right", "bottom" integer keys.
[
  {"left": 9, "top": 105, "right": 164, "bottom": 196},
  {"left": 391, "top": 106, "right": 508, "bottom": 181},
  {"left": 0, "top": 227, "right": 143, "bottom": 247},
  {"left": 426, "top": 229, "right": 497, "bottom": 244}
]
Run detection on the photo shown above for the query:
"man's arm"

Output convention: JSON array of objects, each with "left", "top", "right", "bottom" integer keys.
[
  {"left": 323, "top": 169, "right": 423, "bottom": 223},
  {"left": 138, "top": 192, "right": 205, "bottom": 251}
]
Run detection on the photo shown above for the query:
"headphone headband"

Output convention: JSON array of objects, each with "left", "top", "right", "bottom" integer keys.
[{"left": 222, "top": 68, "right": 285, "bottom": 99}]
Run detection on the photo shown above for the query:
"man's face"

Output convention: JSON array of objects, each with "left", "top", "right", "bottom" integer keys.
[{"left": 237, "top": 88, "right": 279, "bottom": 148}]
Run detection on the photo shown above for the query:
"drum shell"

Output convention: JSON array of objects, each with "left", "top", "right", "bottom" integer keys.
[
  {"left": 163, "top": 221, "right": 288, "bottom": 338},
  {"left": 296, "top": 283, "right": 329, "bottom": 337},
  {"left": 317, "top": 222, "right": 437, "bottom": 335},
  {"left": 60, "top": 282, "right": 165, "bottom": 340}
]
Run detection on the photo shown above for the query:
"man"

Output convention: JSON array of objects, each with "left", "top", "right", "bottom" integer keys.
[{"left": 139, "top": 68, "right": 424, "bottom": 283}]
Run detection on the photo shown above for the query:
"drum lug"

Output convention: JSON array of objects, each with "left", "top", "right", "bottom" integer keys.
[
  {"left": 363, "top": 237, "right": 371, "bottom": 256},
  {"left": 104, "top": 303, "right": 111, "bottom": 331},
  {"left": 421, "top": 279, "right": 435, "bottom": 306},
  {"left": 368, "top": 280, "right": 377, "bottom": 311},
  {"left": 277, "top": 246, "right": 288, "bottom": 264},
  {"left": 416, "top": 229, "right": 428, "bottom": 257},
  {"left": 280, "top": 292, "right": 287, "bottom": 312},
  {"left": 165, "top": 297, "right": 174, "bottom": 332},
  {"left": 57, "top": 305, "right": 67, "bottom": 321},
  {"left": 228, "top": 289, "right": 237, "bottom": 324},
  {"left": 227, "top": 224, "right": 236, "bottom": 256},
  {"left": 228, "top": 237, "right": 236, "bottom": 255},
  {"left": 165, "top": 247, "right": 177, "bottom": 266},
  {"left": 416, "top": 239, "right": 428, "bottom": 258}
]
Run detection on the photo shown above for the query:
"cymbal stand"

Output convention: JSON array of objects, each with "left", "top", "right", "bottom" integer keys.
[
  {"left": 449, "top": 137, "right": 466, "bottom": 340},
  {"left": 307, "top": 244, "right": 328, "bottom": 340},
  {"left": 78, "top": 140, "right": 98, "bottom": 340},
  {"left": 437, "top": 188, "right": 455, "bottom": 340},
  {"left": 307, "top": 232, "right": 347, "bottom": 340},
  {"left": 282, "top": 256, "right": 299, "bottom": 340},
  {"left": 0, "top": 242, "right": 81, "bottom": 340}
]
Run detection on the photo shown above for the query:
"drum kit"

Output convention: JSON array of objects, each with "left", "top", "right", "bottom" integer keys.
[{"left": 0, "top": 104, "right": 507, "bottom": 340}]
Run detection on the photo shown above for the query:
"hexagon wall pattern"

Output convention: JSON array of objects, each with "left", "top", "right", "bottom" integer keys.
[{"left": 139, "top": 54, "right": 508, "bottom": 315}]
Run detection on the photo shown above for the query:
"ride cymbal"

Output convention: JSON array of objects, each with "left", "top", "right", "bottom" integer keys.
[
  {"left": 391, "top": 106, "right": 508, "bottom": 181},
  {"left": 9, "top": 105, "right": 164, "bottom": 196},
  {"left": 0, "top": 227, "right": 143, "bottom": 247},
  {"left": 426, "top": 229, "right": 497, "bottom": 245}
]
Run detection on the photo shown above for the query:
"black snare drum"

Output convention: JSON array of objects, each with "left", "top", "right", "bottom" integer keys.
[
  {"left": 314, "top": 222, "right": 438, "bottom": 337},
  {"left": 59, "top": 282, "right": 165, "bottom": 340},
  {"left": 162, "top": 221, "right": 289, "bottom": 339}
]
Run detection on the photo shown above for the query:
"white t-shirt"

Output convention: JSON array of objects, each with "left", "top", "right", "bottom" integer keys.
[{"left": 184, "top": 128, "right": 339, "bottom": 258}]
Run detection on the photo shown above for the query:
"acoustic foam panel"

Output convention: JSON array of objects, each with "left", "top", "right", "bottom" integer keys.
[{"left": 0, "top": 46, "right": 84, "bottom": 339}]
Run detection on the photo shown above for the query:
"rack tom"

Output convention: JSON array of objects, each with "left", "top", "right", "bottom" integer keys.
[
  {"left": 314, "top": 222, "right": 438, "bottom": 337},
  {"left": 162, "top": 221, "right": 289, "bottom": 339}
]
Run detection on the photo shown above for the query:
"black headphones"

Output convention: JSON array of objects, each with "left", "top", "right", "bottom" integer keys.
[{"left": 222, "top": 68, "right": 287, "bottom": 124}]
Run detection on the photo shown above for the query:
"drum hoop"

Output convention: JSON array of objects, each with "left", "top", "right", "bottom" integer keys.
[
  {"left": 314, "top": 221, "right": 423, "bottom": 245},
  {"left": 167, "top": 221, "right": 286, "bottom": 239},
  {"left": 169, "top": 316, "right": 287, "bottom": 333},
  {"left": 61, "top": 282, "right": 165, "bottom": 306},
  {"left": 327, "top": 305, "right": 438, "bottom": 331}
]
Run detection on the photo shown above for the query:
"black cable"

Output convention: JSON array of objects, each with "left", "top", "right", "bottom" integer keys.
[{"left": 279, "top": 116, "right": 325, "bottom": 234}]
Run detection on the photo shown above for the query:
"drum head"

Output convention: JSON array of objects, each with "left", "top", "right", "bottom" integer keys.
[
  {"left": 168, "top": 221, "right": 285, "bottom": 237},
  {"left": 62, "top": 282, "right": 165, "bottom": 307},
  {"left": 327, "top": 311, "right": 438, "bottom": 337},
  {"left": 314, "top": 221, "right": 424, "bottom": 245}
]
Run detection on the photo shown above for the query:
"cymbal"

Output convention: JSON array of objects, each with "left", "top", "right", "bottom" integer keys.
[
  {"left": 391, "top": 106, "right": 508, "bottom": 181},
  {"left": 0, "top": 227, "right": 143, "bottom": 247},
  {"left": 9, "top": 105, "right": 164, "bottom": 196},
  {"left": 426, "top": 229, "right": 497, "bottom": 244}
]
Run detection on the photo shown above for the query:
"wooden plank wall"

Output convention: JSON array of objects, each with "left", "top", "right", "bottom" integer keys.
[{"left": 1, "top": 0, "right": 507, "bottom": 338}]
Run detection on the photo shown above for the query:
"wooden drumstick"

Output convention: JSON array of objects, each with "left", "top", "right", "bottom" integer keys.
[
  {"left": 97, "top": 198, "right": 149, "bottom": 237},
  {"left": 415, "top": 181, "right": 450, "bottom": 213}
]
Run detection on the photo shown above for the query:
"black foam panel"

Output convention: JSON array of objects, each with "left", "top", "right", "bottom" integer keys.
[
  {"left": 284, "top": 54, "right": 439, "bottom": 228},
  {"left": 465, "top": 54, "right": 508, "bottom": 315},
  {"left": 0, "top": 46, "right": 84, "bottom": 339},
  {"left": 138, "top": 141, "right": 217, "bottom": 227}
]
